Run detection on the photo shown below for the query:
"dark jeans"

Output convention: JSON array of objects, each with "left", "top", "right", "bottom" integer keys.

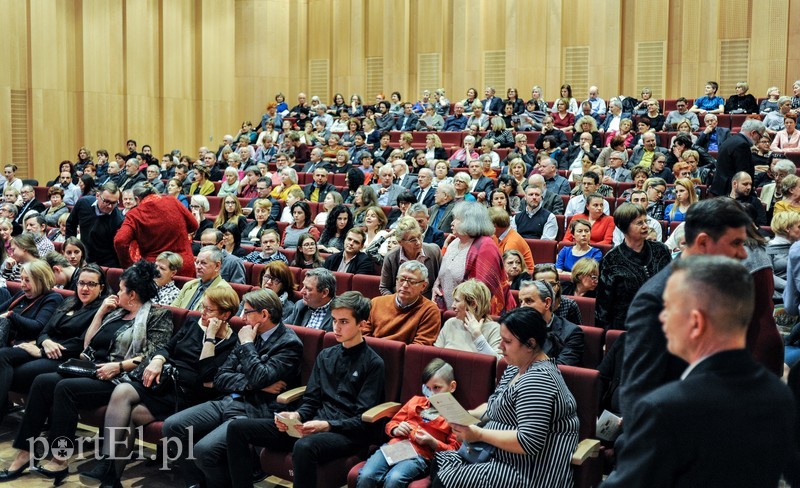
[
  {"left": 161, "top": 396, "right": 248, "bottom": 488},
  {"left": 13, "top": 372, "right": 116, "bottom": 451},
  {"left": 226, "top": 417, "right": 360, "bottom": 488},
  {"left": 0, "top": 347, "right": 60, "bottom": 419}
]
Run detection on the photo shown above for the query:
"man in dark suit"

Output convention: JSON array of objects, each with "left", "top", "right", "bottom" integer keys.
[
  {"left": 560, "top": 131, "right": 600, "bottom": 170},
  {"left": 64, "top": 182, "right": 124, "bottom": 267},
  {"left": 287, "top": 268, "right": 336, "bottom": 332},
  {"left": 323, "top": 229, "right": 375, "bottom": 275},
  {"left": 605, "top": 255, "right": 794, "bottom": 487},
  {"left": 427, "top": 183, "right": 456, "bottom": 233},
  {"left": 481, "top": 87, "right": 503, "bottom": 115},
  {"left": 708, "top": 119, "right": 765, "bottom": 196},
  {"left": 518, "top": 280, "right": 584, "bottom": 366},
  {"left": 414, "top": 168, "right": 436, "bottom": 208},
  {"left": 117, "top": 158, "right": 146, "bottom": 191},
  {"left": 393, "top": 103, "right": 419, "bottom": 132},
  {"left": 467, "top": 159, "right": 494, "bottom": 201},
  {"left": 391, "top": 160, "right": 418, "bottom": 193},
  {"left": 301, "top": 147, "right": 329, "bottom": 173},
  {"left": 409, "top": 203, "right": 444, "bottom": 248},
  {"left": 14, "top": 185, "right": 46, "bottom": 225},
  {"left": 695, "top": 113, "right": 730, "bottom": 152},
  {"left": 161, "top": 289, "right": 304, "bottom": 488},
  {"left": 302, "top": 167, "right": 335, "bottom": 203},
  {"left": 598, "top": 98, "right": 632, "bottom": 134}
]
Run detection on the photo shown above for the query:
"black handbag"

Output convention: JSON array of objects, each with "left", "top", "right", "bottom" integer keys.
[
  {"left": 456, "top": 441, "right": 496, "bottom": 464},
  {"left": 57, "top": 358, "right": 97, "bottom": 378}
]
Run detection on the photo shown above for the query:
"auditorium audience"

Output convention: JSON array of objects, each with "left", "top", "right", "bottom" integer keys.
[
  {"left": 293, "top": 233, "right": 326, "bottom": 269},
  {"left": 434, "top": 279, "right": 501, "bottom": 357}
]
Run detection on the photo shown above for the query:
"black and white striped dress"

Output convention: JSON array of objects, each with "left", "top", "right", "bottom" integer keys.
[{"left": 435, "top": 359, "right": 579, "bottom": 488}]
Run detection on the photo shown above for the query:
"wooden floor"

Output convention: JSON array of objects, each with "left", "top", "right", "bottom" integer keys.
[{"left": 0, "top": 412, "right": 290, "bottom": 487}]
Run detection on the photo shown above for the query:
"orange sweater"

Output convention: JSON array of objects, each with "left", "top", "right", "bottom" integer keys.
[
  {"left": 364, "top": 294, "right": 441, "bottom": 345},
  {"left": 385, "top": 395, "right": 461, "bottom": 459},
  {"left": 494, "top": 228, "right": 535, "bottom": 271},
  {"left": 564, "top": 213, "right": 615, "bottom": 245}
]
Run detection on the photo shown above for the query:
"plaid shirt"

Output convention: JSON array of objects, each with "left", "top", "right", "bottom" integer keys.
[{"left": 307, "top": 301, "right": 332, "bottom": 330}]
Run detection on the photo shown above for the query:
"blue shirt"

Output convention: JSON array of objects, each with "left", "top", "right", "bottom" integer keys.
[
  {"left": 556, "top": 246, "right": 603, "bottom": 272},
  {"left": 694, "top": 95, "right": 724, "bottom": 111}
]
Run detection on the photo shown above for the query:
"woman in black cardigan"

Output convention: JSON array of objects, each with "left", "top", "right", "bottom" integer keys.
[
  {"left": 0, "top": 265, "right": 106, "bottom": 422},
  {"left": 0, "top": 260, "right": 62, "bottom": 346}
]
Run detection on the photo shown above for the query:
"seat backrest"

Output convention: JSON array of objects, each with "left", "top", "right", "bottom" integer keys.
[
  {"left": 351, "top": 274, "right": 382, "bottom": 299},
  {"left": 322, "top": 333, "right": 406, "bottom": 403},
  {"left": 404, "top": 344, "right": 497, "bottom": 410},
  {"left": 249, "top": 263, "right": 266, "bottom": 287},
  {"left": 105, "top": 267, "right": 124, "bottom": 294},
  {"left": 572, "top": 296, "right": 596, "bottom": 326},
  {"left": 158, "top": 305, "right": 191, "bottom": 335},
  {"left": 287, "top": 324, "right": 326, "bottom": 385},
  {"left": 229, "top": 283, "right": 254, "bottom": 301},
  {"left": 173, "top": 275, "right": 193, "bottom": 289},
  {"left": 7, "top": 281, "right": 20, "bottom": 296},
  {"left": 558, "top": 365, "right": 601, "bottom": 440},
  {"left": 579, "top": 325, "right": 604, "bottom": 369},
  {"left": 331, "top": 272, "right": 353, "bottom": 295},
  {"left": 525, "top": 238, "right": 558, "bottom": 264},
  {"left": 604, "top": 329, "right": 625, "bottom": 355}
]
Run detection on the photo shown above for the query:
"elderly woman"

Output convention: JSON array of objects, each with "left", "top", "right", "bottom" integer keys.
[
  {"left": 466, "top": 101, "right": 489, "bottom": 130},
  {"left": 596, "top": 203, "right": 671, "bottom": 330},
  {"left": 774, "top": 174, "right": 800, "bottom": 215},
  {"left": 42, "top": 186, "right": 69, "bottom": 227},
  {"left": 379, "top": 217, "right": 442, "bottom": 299},
  {"left": 418, "top": 103, "right": 445, "bottom": 131},
  {"left": 558, "top": 218, "right": 603, "bottom": 274},
  {"left": 561, "top": 258, "right": 600, "bottom": 298},
  {"left": 0, "top": 265, "right": 105, "bottom": 422},
  {"left": 0, "top": 261, "right": 172, "bottom": 483},
  {"left": 434, "top": 279, "right": 501, "bottom": 357},
  {"left": 0, "top": 259, "right": 61, "bottom": 347},
  {"left": 724, "top": 81, "right": 759, "bottom": 114},
  {"left": 270, "top": 167, "right": 301, "bottom": 200},
  {"left": 217, "top": 166, "right": 240, "bottom": 197},
  {"left": 485, "top": 117, "right": 514, "bottom": 149},
  {"left": 433, "top": 160, "right": 453, "bottom": 187},
  {"left": 433, "top": 202, "right": 515, "bottom": 315},
  {"left": 115, "top": 183, "right": 198, "bottom": 277},
  {"left": 448, "top": 135, "right": 479, "bottom": 168},
  {"left": 331, "top": 149, "right": 354, "bottom": 174},
  {"left": 190, "top": 195, "right": 214, "bottom": 242},
  {"left": 81, "top": 291, "right": 238, "bottom": 487},
  {"left": 572, "top": 115, "right": 603, "bottom": 147},
  {"left": 564, "top": 194, "right": 615, "bottom": 245},
  {"left": 433, "top": 306, "right": 578, "bottom": 488},
  {"left": 256, "top": 261, "right": 296, "bottom": 322},
  {"left": 453, "top": 172, "right": 477, "bottom": 202},
  {"left": 771, "top": 114, "right": 800, "bottom": 153},
  {"left": 643, "top": 177, "right": 668, "bottom": 220},
  {"left": 768, "top": 212, "right": 800, "bottom": 303},
  {"left": 242, "top": 198, "right": 279, "bottom": 245},
  {"left": 154, "top": 251, "right": 183, "bottom": 306},
  {"left": 761, "top": 159, "right": 797, "bottom": 215}
]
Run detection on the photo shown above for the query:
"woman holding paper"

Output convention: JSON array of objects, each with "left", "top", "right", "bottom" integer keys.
[{"left": 432, "top": 307, "right": 579, "bottom": 488}]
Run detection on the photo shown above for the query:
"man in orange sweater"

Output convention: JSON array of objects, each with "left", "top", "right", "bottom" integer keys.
[
  {"left": 364, "top": 261, "right": 441, "bottom": 345},
  {"left": 489, "top": 207, "right": 535, "bottom": 271}
]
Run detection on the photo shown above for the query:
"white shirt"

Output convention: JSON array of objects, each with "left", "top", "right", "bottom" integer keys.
[{"left": 612, "top": 217, "right": 663, "bottom": 246}]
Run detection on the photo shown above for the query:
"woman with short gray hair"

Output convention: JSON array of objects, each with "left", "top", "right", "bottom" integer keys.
[{"left": 432, "top": 202, "right": 515, "bottom": 315}]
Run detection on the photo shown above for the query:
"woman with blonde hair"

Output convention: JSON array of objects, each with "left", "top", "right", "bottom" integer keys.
[
  {"left": 665, "top": 178, "right": 698, "bottom": 223},
  {"left": 562, "top": 257, "right": 600, "bottom": 298},
  {"left": 424, "top": 133, "right": 448, "bottom": 161},
  {"left": 434, "top": 279, "right": 501, "bottom": 357},
  {"left": 774, "top": 174, "right": 800, "bottom": 215},
  {"left": 572, "top": 115, "right": 602, "bottom": 147},
  {"left": 217, "top": 166, "right": 241, "bottom": 197},
  {"left": 768, "top": 211, "right": 800, "bottom": 302}
]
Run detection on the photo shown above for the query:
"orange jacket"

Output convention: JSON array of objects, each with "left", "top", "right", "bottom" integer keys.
[{"left": 385, "top": 395, "right": 461, "bottom": 459}]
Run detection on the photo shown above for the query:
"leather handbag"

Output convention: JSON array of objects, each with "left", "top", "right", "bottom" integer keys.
[
  {"left": 57, "top": 358, "right": 97, "bottom": 378},
  {"left": 456, "top": 441, "right": 496, "bottom": 464}
]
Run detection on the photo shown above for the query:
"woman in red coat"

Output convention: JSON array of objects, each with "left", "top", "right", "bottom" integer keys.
[{"left": 114, "top": 183, "right": 198, "bottom": 277}]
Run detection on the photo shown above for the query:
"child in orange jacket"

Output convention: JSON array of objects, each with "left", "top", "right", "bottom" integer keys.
[{"left": 356, "top": 358, "right": 460, "bottom": 488}]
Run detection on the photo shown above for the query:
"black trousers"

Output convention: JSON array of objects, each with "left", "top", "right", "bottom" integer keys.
[
  {"left": 226, "top": 417, "right": 360, "bottom": 488},
  {"left": 0, "top": 347, "right": 60, "bottom": 418}
]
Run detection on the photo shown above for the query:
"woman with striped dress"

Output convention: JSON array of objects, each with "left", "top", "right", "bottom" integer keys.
[{"left": 433, "top": 307, "right": 579, "bottom": 488}]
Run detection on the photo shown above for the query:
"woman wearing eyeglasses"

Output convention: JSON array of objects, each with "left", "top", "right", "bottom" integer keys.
[
  {"left": 561, "top": 258, "right": 599, "bottom": 298},
  {"left": 0, "top": 265, "right": 106, "bottom": 429},
  {"left": 254, "top": 261, "right": 296, "bottom": 322},
  {"left": 379, "top": 217, "right": 442, "bottom": 300}
]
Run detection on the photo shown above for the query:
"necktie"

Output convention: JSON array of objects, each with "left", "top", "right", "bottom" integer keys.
[{"left": 186, "top": 283, "right": 207, "bottom": 310}]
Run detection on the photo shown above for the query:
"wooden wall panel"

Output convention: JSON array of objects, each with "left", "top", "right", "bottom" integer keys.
[{"left": 0, "top": 0, "right": 29, "bottom": 166}]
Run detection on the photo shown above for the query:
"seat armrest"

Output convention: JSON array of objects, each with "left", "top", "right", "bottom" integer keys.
[
  {"left": 277, "top": 386, "right": 306, "bottom": 404},
  {"left": 361, "top": 402, "right": 402, "bottom": 423},
  {"left": 571, "top": 438, "right": 601, "bottom": 465}
]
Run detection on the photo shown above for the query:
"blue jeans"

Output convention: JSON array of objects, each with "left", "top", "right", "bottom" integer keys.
[{"left": 357, "top": 448, "right": 429, "bottom": 488}]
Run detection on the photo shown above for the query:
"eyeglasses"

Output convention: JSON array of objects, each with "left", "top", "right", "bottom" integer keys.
[
  {"left": 77, "top": 281, "right": 100, "bottom": 288},
  {"left": 587, "top": 275, "right": 599, "bottom": 281},
  {"left": 202, "top": 306, "right": 221, "bottom": 315},
  {"left": 397, "top": 277, "right": 425, "bottom": 286},
  {"left": 301, "top": 242, "right": 316, "bottom": 248},
  {"left": 225, "top": 201, "right": 236, "bottom": 206},
  {"left": 190, "top": 204, "right": 202, "bottom": 210},
  {"left": 401, "top": 237, "right": 421, "bottom": 244},
  {"left": 97, "top": 195, "right": 118, "bottom": 206},
  {"left": 262, "top": 275, "right": 280, "bottom": 283},
  {"left": 242, "top": 309, "right": 261, "bottom": 315}
]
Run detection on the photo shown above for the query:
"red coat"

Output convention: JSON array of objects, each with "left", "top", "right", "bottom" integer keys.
[
  {"left": 114, "top": 194, "right": 199, "bottom": 277},
  {"left": 385, "top": 395, "right": 460, "bottom": 460}
]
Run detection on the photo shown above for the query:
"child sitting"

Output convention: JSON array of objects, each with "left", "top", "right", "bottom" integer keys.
[{"left": 357, "top": 358, "right": 460, "bottom": 488}]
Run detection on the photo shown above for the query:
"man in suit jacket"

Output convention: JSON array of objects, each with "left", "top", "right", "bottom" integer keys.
[
  {"left": 323, "top": 229, "right": 375, "bottom": 275},
  {"left": 370, "top": 165, "right": 405, "bottom": 207},
  {"left": 481, "top": 87, "right": 504, "bottom": 115},
  {"left": 287, "top": 268, "right": 336, "bottom": 332},
  {"left": 598, "top": 98, "right": 632, "bottom": 133},
  {"left": 302, "top": 167, "right": 335, "bottom": 203},
  {"left": 605, "top": 255, "right": 793, "bottom": 488},
  {"left": 171, "top": 246, "right": 235, "bottom": 310},
  {"left": 603, "top": 151, "right": 633, "bottom": 183},
  {"left": 708, "top": 119, "right": 765, "bottom": 196},
  {"left": 393, "top": 103, "right": 419, "bottom": 132},
  {"left": 162, "top": 288, "right": 304, "bottom": 488},
  {"left": 301, "top": 147, "right": 330, "bottom": 174},
  {"left": 468, "top": 159, "right": 494, "bottom": 201},
  {"left": 694, "top": 113, "right": 731, "bottom": 152},
  {"left": 560, "top": 131, "right": 600, "bottom": 170},
  {"left": 117, "top": 158, "right": 146, "bottom": 192},
  {"left": 414, "top": 168, "right": 436, "bottom": 208},
  {"left": 427, "top": 184, "right": 456, "bottom": 233},
  {"left": 15, "top": 184, "right": 46, "bottom": 225},
  {"left": 628, "top": 132, "right": 669, "bottom": 168},
  {"left": 409, "top": 203, "right": 445, "bottom": 247},
  {"left": 519, "top": 280, "right": 584, "bottom": 366},
  {"left": 391, "top": 160, "right": 419, "bottom": 193}
]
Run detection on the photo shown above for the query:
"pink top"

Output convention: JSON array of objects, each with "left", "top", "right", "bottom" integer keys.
[{"left": 771, "top": 129, "right": 800, "bottom": 153}]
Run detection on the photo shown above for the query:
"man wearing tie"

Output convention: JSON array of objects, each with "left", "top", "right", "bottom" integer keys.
[
  {"left": 603, "top": 152, "right": 633, "bottom": 184},
  {"left": 394, "top": 103, "right": 419, "bottom": 132},
  {"left": 414, "top": 168, "right": 436, "bottom": 208},
  {"left": 170, "top": 246, "right": 234, "bottom": 311}
]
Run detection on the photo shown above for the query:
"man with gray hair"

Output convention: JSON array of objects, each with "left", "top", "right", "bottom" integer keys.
[
  {"left": 171, "top": 245, "right": 234, "bottom": 311},
  {"left": 598, "top": 97, "right": 631, "bottom": 134},
  {"left": 428, "top": 183, "right": 456, "bottom": 233},
  {"left": 392, "top": 159, "right": 418, "bottom": 192},
  {"left": 709, "top": 118, "right": 766, "bottom": 196},
  {"left": 763, "top": 96, "right": 793, "bottom": 135},
  {"left": 145, "top": 164, "right": 165, "bottom": 193},
  {"left": 415, "top": 168, "right": 436, "bottom": 207},
  {"left": 302, "top": 147, "right": 328, "bottom": 173},
  {"left": 163, "top": 288, "right": 303, "bottom": 488},
  {"left": 288, "top": 268, "right": 336, "bottom": 331},
  {"left": 370, "top": 164, "right": 404, "bottom": 206},
  {"left": 200, "top": 228, "right": 246, "bottom": 284},
  {"left": 517, "top": 280, "right": 584, "bottom": 366},
  {"left": 365, "top": 260, "right": 441, "bottom": 345},
  {"left": 603, "top": 151, "right": 633, "bottom": 183},
  {"left": 312, "top": 103, "right": 333, "bottom": 130},
  {"left": 409, "top": 203, "right": 444, "bottom": 247},
  {"left": 696, "top": 113, "right": 731, "bottom": 151},
  {"left": 538, "top": 157, "right": 570, "bottom": 196},
  {"left": 117, "top": 158, "right": 145, "bottom": 192}
]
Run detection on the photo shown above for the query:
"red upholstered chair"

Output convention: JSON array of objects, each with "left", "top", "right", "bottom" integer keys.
[
  {"left": 604, "top": 329, "right": 625, "bottom": 355},
  {"left": 206, "top": 196, "right": 222, "bottom": 217},
  {"left": 572, "top": 296, "right": 596, "bottom": 326},
  {"left": 559, "top": 365, "right": 604, "bottom": 488},
  {"left": 332, "top": 272, "right": 353, "bottom": 295},
  {"left": 259, "top": 334, "right": 406, "bottom": 488},
  {"left": 53, "top": 288, "right": 75, "bottom": 299},
  {"left": 525, "top": 238, "right": 558, "bottom": 264},
  {"left": 242, "top": 261, "right": 254, "bottom": 284},
  {"left": 105, "top": 267, "right": 124, "bottom": 294},
  {"left": 249, "top": 263, "right": 266, "bottom": 287},
  {"left": 229, "top": 283, "right": 254, "bottom": 301},
  {"left": 346, "top": 344, "right": 498, "bottom": 488},
  {"left": 579, "top": 325, "right": 604, "bottom": 369},
  {"left": 173, "top": 275, "right": 193, "bottom": 289},
  {"left": 351, "top": 274, "right": 382, "bottom": 299}
]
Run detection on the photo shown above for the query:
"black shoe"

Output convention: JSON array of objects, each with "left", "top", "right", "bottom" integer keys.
[
  {"left": 78, "top": 458, "right": 112, "bottom": 483},
  {"left": 0, "top": 463, "right": 30, "bottom": 482},
  {"left": 30, "top": 464, "right": 69, "bottom": 486}
]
